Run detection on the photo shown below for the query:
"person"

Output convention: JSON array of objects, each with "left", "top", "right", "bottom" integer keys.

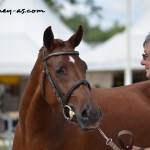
[{"left": 132, "top": 33, "right": 150, "bottom": 150}]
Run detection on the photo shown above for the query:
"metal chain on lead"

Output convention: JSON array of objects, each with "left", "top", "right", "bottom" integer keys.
[{"left": 98, "top": 128, "right": 121, "bottom": 150}]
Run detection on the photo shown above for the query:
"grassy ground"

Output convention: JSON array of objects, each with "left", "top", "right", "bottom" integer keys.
[
  {"left": 0, "top": 143, "right": 12, "bottom": 150},
  {"left": 0, "top": 146, "right": 7, "bottom": 150}
]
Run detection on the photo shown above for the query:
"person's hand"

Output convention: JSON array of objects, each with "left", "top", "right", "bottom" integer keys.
[
  {"left": 132, "top": 146, "right": 144, "bottom": 150},
  {"left": 132, "top": 146, "right": 150, "bottom": 150}
]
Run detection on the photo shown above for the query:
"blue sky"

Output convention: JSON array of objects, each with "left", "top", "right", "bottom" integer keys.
[{"left": 60, "top": 0, "right": 150, "bottom": 30}]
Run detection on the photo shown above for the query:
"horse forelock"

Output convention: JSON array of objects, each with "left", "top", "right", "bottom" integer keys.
[
  {"left": 53, "top": 39, "right": 74, "bottom": 50},
  {"left": 54, "top": 39, "right": 65, "bottom": 46}
]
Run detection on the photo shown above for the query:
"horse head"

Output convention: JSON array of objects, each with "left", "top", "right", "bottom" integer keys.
[{"left": 41, "top": 25, "right": 102, "bottom": 130}]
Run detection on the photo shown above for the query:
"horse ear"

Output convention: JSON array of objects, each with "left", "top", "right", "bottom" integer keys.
[
  {"left": 68, "top": 25, "right": 83, "bottom": 48},
  {"left": 43, "top": 26, "right": 54, "bottom": 50}
]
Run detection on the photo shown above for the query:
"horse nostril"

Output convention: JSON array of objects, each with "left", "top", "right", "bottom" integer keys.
[
  {"left": 81, "top": 109, "right": 89, "bottom": 121},
  {"left": 81, "top": 108, "right": 102, "bottom": 123}
]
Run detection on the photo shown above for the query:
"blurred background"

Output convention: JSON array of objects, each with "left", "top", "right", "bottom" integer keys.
[{"left": 0, "top": 0, "right": 149, "bottom": 149}]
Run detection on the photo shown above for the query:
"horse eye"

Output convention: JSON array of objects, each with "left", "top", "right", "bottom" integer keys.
[{"left": 55, "top": 67, "right": 65, "bottom": 76}]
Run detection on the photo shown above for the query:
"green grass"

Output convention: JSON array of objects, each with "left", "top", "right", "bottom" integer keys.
[
  {"left": 0, "top": 144, "right": 12, "bottom": 150},
  {"left": 0, "top": 146, "right": 7, "bottom": 150}
]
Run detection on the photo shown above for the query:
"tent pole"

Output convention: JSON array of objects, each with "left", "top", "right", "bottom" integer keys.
[{"left": 124, "top": 0, "right": 132, "bottom": 85}]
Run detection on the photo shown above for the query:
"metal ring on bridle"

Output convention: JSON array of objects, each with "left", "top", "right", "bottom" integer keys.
[{"left": 63, "top": 105, "right": 75, "bottom": 121}]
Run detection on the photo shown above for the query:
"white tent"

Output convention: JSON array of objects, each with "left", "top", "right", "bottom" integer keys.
[
  {"left": 82, "top": 31, "right": 145, "bottom": 71},
  {"left": 0, "top": 0, "right": 91, "bottom": 75}
]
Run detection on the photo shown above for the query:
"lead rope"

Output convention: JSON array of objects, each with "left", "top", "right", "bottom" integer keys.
[
  {"left": 98, "top": 128, "right": 134, "bottom": 150},
  {"left": 98, "top": 128, "right": 121, "bottom": 150}
]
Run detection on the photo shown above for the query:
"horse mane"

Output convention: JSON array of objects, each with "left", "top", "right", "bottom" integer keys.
[{"left": 38, "top": 47, "right": 44, "bottom": 57}]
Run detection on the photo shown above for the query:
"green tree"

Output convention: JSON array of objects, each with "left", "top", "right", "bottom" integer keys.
[
  {"left": 43, "top": 0, "right": 125, "bottom": 43},
  {"left": 61, "top": 14, "right": 124, "bottom": 42}
]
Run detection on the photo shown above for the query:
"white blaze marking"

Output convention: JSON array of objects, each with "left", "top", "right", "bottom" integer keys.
[{"left": 69, "top": 56, "right": 75, "bottom": 64}]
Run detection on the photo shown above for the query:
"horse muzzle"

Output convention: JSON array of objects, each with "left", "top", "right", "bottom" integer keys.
[{"left": 77, "top": 107, "right": 102, "bottom": 130}]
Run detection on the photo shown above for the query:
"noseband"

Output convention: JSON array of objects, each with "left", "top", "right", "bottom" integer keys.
[{"left": 42, "top": 47, "right": 91, "bottom": 122}]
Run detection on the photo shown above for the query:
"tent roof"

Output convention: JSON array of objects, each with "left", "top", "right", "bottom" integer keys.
[
  {"left": 0, "top": 0, "right": 91, "bottom": 75},
  {"left": 0, "top": 33, "right": 38, "bottom": 74}
]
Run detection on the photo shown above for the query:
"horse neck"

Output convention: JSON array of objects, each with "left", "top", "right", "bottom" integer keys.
[{"left": 18, "top": 51, "right": 65, "bottom": 135}]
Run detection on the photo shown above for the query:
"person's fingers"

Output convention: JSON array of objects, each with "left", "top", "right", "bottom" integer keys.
[{"left": 132, "top": 146, "right": 144, "bottom": 150}]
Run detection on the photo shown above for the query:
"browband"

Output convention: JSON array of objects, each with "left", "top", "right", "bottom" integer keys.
[{"left": 43, "top": 51, "right": 79, "bottom": 61}]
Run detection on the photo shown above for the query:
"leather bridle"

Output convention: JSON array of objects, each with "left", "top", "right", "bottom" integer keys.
[{"left": 42, "top": 47, "right": 91, "bottom": 122}]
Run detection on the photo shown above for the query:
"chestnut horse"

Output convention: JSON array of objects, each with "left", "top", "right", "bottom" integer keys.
[
  {"left": 12, "top": 25, "right": 102, "bottom": 150},
  {"left": 13, "top": 25, "right": 150, "bottom": 150}
]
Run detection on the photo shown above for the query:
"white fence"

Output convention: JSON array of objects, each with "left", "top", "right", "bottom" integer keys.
[{"left": 0, "top": 112, "right": 18, "bottom": 150}]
